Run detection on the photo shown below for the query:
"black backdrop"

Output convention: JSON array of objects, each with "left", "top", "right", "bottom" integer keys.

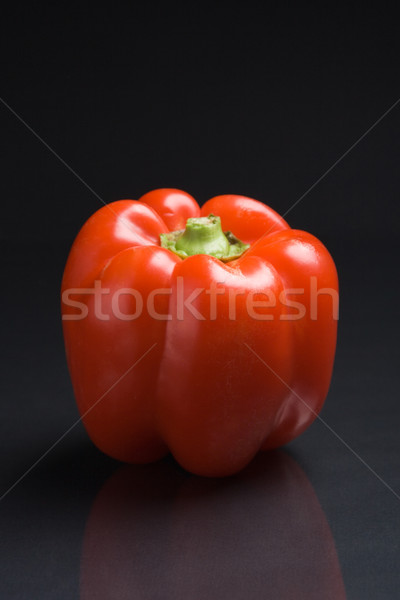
[{"left": 1, "top": 4, "right": 399, "bottom": 599}]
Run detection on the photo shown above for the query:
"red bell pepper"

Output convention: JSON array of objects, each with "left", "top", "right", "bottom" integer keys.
[{"left": 62, "top": 189, "right": 338, "bottom": 477}]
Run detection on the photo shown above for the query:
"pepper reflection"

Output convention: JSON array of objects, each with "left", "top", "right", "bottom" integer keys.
[{"left": 80, "top": 451, "right": 346, "bottom": 599}]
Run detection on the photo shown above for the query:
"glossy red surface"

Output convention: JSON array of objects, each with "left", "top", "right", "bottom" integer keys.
[{"left": 61, "top": 189, "right": 338, "bottom": 476}]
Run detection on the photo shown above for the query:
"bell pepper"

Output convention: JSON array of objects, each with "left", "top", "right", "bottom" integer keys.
[{"left": 61, "top": 188, "right": 338, "bottom": 477}]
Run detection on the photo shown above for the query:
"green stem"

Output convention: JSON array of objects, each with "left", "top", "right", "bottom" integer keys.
[{"left": 160, "top": 214, "right": 249, "bottom": 262}]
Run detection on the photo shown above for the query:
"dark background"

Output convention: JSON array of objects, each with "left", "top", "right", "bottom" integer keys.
[{"left": 1, "top": 4, "right": 399, "bottom": 599}]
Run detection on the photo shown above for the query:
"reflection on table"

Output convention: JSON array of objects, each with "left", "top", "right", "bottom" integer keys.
[{"left": 80, "top": 451, "right": 346, "bottom": 599}]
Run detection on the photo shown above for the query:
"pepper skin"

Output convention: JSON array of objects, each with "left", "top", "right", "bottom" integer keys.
[{"left": 61, "top": 189, "right": 338, "bottom": 477}]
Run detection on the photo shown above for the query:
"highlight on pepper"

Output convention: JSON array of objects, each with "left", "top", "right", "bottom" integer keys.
[{"left": 61, "top": 188, "right": 338, "bottom": 477}]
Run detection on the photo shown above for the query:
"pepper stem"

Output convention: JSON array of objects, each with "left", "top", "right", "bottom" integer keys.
[{"left": 160, "top": 214, "right": 249, "bottom": 262}]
